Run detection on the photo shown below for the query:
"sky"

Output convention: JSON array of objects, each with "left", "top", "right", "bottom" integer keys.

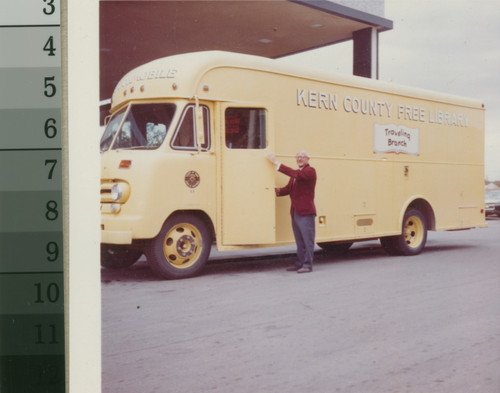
[{"left": 279, "top": 0, "right": 500, "bottom": 181}]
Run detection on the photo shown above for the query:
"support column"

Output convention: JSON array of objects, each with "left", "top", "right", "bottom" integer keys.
[{"left": 353, "top": 27, "right": 379, "bottom": 79}]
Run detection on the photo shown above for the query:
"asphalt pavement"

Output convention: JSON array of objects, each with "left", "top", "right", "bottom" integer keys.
[{"left": 102, "top": 218, "right": 500, "bottom": 393}]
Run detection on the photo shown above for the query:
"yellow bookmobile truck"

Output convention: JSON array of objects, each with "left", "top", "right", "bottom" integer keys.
[{"left": 100, "top": 51, "right": 485, "bottom": 279}]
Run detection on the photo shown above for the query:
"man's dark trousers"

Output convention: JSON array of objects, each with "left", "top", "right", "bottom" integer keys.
[{"left": 291, "top": 211, "right": 316, "bottom": 269}]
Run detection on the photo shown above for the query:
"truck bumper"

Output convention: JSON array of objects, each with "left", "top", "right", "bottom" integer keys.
[{"left": 101, "top": 230, "right": 133, "bottom": 245}]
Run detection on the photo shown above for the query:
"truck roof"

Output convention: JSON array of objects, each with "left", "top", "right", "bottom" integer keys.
[{"left": 111, "top": 51, "right": 484, "bottom": 112}]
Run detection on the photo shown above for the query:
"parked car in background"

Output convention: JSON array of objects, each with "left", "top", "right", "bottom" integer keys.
[{"left": 485, "top": 189, "right": 500, "bottom": 217}]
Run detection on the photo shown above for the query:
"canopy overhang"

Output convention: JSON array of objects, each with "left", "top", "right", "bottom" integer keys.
[{"left": 100, "top": 0, "right": 393, "bottom": 100}]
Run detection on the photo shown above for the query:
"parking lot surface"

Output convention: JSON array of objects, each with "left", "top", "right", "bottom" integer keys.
[{"left": 102, "top": 219, "right": 500, "bottom": 393}]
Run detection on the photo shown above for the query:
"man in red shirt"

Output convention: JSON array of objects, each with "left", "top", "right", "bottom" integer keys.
[{"left": 266, "top": 151, "right": 317, "bottom": 273}]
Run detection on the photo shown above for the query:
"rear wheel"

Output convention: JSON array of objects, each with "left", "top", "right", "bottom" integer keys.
[
  {"left": 145, "top": 214, "right": 212, "bottom": 279},
  {"left": 101, "top": 245, "right": 142, "bottom": 269},
  {"left": 380, "top": 209, "right": 427, "bottom": 256}
]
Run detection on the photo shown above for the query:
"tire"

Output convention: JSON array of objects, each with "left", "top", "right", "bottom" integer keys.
[
  {"left": 101, "top": 244, "right": 142, "bottom": 269},
  {"left": 317, "top": 242, "right": 353, "bottom": 255},
  {"left": 380, "top": 209, "right": 427, "bottom": 256},
  {"left": 145, "top": 214, "right": 212, "bottom": 279}
]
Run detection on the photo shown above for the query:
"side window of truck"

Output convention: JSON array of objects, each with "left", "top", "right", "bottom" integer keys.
[
  {"left": 171, "top": 105, "right": 210, "bottom": 150},
  {"left": 225, "top": 108, "right": 266, "bottom": 149}
]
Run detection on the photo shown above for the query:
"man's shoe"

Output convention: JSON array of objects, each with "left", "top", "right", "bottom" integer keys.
[
  {"left": 286, "top": 266, "right": 301, "bottom": 271},
  {"left": 297, "top": 267, "right": 312, "bottom": 274}
]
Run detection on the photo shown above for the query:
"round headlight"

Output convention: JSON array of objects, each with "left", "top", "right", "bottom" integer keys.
[{"left": 111, "top": 183, "right": 123, "bottom": 202}]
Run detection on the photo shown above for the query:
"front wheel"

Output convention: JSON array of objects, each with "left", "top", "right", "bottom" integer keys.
[
  {"left": 380, "top": 209, "right": 427, "bottom": 256},
  {"left": 145, "top": 214, "right": 212, "bottom": 279}
]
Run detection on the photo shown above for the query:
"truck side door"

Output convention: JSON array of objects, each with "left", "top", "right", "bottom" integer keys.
[{"left": 219, "top": 105, "right": 276, "bottom": 245}]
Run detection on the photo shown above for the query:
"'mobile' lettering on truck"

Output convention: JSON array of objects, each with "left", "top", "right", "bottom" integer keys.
[{"left": 115, "top": 68, "right": 178, "bottom": 91}]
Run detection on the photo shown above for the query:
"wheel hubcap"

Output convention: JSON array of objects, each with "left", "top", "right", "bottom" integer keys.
[
  {"left": 404, "top": 215, "right": 424, "bottom": 248},
  {"left": 163, "top": 224, "right": 202, "bottom": 268},
  {"left": 176, "top": 234, "right": 196, "bottom": 257}
]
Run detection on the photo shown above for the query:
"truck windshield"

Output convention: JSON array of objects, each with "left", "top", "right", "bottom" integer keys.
[
  {"left": 100, "top": 103, "right": 176, "bottom": 152},
  {"left": 100, "top": 108, "right": 126, "bottom": 152}
]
